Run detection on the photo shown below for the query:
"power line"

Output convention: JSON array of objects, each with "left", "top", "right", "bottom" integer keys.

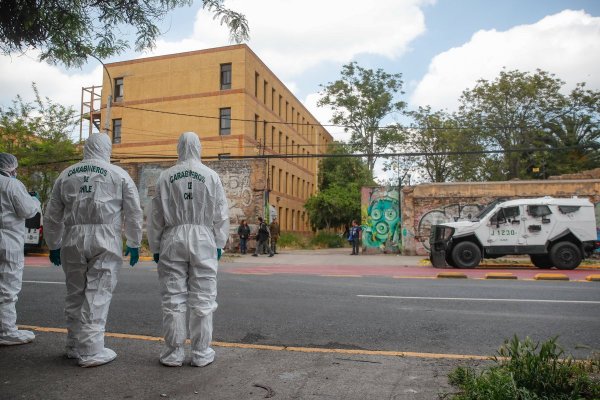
[
  {"left": 110, "top": 103, "right": 549, "bottom": 133},
  {"left": 111, "top": 144, "right": 581, "bottom": 161}
]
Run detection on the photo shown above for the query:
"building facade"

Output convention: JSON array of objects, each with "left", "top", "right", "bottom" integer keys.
[{"left": 95, "top": 44, "right": 333, "bottom": 232}]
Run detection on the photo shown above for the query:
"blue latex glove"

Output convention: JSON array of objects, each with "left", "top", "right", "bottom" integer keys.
[
  {"left": 125, "top": 247, "right": 139, "bottom": 267},
  {"left": 49, "top": 249, "right": 61, "bottom": 266},
  {"left": 153, "top": 253, "right": 159, "bottom": 263},
  {"left": 217, "top": 248, "right": 222, "bottom": 260}
]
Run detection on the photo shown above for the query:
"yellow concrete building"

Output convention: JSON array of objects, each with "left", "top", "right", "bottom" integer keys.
[{"left": 96, "top": 44, "right": 333, "bottom": 232}]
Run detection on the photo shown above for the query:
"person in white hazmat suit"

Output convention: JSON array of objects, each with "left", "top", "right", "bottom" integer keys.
[
  {"left": 0, "top": 153, "right": 41, "bottom": 345},
  {"left": 147, "top": 132, "right": 229, "bottom": 367},
  {"left": 44, "top": 133, "right": 143, "bottom": 367}
]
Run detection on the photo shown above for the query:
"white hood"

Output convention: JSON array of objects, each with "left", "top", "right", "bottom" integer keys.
[
  {"left": 177, "top": 132, "right": 202, "bottom": 163},
  {"left": 83, "top": 133, "right": 112, "bottom": 162}
]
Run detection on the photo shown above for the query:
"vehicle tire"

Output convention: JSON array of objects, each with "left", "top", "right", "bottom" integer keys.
[
  {"left": 451, "top": 241, "right": 481, "bottom": 269},
  {"left": 530, "top": 254, "right": 553, "bottom": 269},
  {"left": 550, "top": 242, "right": 582, "bottom": 270},
  {"left": 445, "top": 253, "right": 457, "bottom": 268}
]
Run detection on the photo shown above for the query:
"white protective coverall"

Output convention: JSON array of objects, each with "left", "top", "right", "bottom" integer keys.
[
  {"left": 0, "top": 153, "right": 41, "bottom": 345},
  {"left": 147, "top": 132, "right": 230, "bottom": 367},
  {"left": 44, "top": 133, "right": 142, "bottom": 367}
]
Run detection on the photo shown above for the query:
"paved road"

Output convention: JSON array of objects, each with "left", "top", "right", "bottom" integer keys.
[{"left": 18, "top": 257, "right": 600, "bottom": 359}]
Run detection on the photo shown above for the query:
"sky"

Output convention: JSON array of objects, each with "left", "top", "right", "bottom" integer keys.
[{"left": 1, "top": 0, "right": 599, "bottom": 160}]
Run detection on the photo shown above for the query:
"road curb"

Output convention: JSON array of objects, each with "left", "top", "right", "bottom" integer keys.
[
  {"left": 534, "top": 273, "right": 569, "bottom": 281},
  {"left": 585, "top": 274, "right": 600, "bottom": 282},
  {"left": 437, "top": 272, "right": 467, "bottom": 279},
  {"left": 485, "top": 273, "right": 517, "bottom": 280}
]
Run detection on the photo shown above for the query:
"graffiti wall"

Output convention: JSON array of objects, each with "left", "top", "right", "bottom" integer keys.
[
  {"left": 401, "top": 179, "right": 600, "bottom": 256},
  {"left": 126, "top": 159, "right": 267, "bottom": 251},
  {"left": 416, "top": 203, "right": 485, "bottom": 252},
  {"left": 361, "top": 186, "right": 401, "bottom": 253}
]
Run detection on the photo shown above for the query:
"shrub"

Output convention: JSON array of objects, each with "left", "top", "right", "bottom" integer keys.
[
  {"left": 446, "top": 336, "right": 600, "bottom": 399},
  {"left": 309, "top": 232, "right": 346, "bottom": 248},
  {"left": 277, "top": 232, "right": 309, "bottom": 249}
]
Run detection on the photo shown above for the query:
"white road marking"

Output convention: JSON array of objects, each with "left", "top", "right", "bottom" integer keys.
[
  {"left": 357, "top": 295, "right": 600, "bottom": 304},
  {"left": 22, "top": 280, "right": 65, "bottom": 285}
]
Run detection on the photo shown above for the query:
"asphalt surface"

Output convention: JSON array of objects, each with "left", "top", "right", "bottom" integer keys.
[
  {"left": 3, "top": 250, "right": 599, "bottom": 400},
  {"left": 17, "top": 258, "right": 600, "bottom": 357}
]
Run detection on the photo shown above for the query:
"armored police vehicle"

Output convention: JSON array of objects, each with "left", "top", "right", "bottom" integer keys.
[{"left": 429, "top": 197, "right": 598, "bottom": 270}]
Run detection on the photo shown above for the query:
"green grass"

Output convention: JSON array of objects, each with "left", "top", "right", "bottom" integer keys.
[
  {"left": 277, "top": 232, "right": 349, "bottom": 249},
  {"left": 308, "top": 232, "right": 347, "bottom": 249},
  {"left": 277, "top": 232, "right": 310, "bottom": 249},
  {"left": 445, "top": 336, "right": 600, "bottom": 399}
]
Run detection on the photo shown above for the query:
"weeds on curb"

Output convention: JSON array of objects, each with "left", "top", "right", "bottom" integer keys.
[
  {"left": 444, "top": 336, "right": 600, "bottom": 399},
  {"left": 277, "top": 232, "right": 309, "bottom": 249}
]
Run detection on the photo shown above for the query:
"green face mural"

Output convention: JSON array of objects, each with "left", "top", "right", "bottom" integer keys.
[{"left": 363, "top": 192, "right": 401, "bottom": 251}]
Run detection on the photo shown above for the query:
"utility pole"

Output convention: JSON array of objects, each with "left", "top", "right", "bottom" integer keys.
[{"left": 104, "top": 93, "right": 112, "bottom": 135}]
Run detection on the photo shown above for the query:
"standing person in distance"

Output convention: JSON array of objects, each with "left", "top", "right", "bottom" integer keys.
[
  {"left": 252, "top": 217, "right": 273, "bottom": 257},
  {"left": 44, "top": 133, "right": 143, "bottom": 367},
  {"left": 0, "top": 153, "right": 41, "bottom": 346},
  {"left": 147, "top": 132, "right": 230, "bottom": 367},
  {"left": 349, "top": 219, "right": 362, "bottom": 255},
  {"left": 237, "top": 219, "right": 250, "bottom": 254},
  {"left": 269, "top": 216, "right": 280, "bottom": 255}
]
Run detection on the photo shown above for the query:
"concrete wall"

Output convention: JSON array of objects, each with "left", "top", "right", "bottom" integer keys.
[{"left": 400, "top": 179, "right": 600, "bottom": 256}]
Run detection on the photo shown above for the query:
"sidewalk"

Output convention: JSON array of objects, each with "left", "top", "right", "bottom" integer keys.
[
  {"left": 2, "top": 327, "right": 481, "bottom": 400},
  {"left": 216, "top": 248, "right": 600, "bottom": 281}
]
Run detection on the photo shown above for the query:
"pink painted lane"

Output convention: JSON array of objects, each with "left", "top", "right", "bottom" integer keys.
[
  {"left": 220, "top": 263, "right": 596, "bottom": 281},
  {"left": 24, "top": 256, "right": 51, "bottom": 267}
]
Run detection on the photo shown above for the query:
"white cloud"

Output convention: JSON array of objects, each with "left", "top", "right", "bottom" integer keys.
[
  {"left": 303, "top": 92, "right": 350, "bottom": 141},
  {"left": 0, "top": 52, "right": 103, "bottom": 140},
  {"left": 411, "top": 10, "right": 600, "bottom": 111},
  {"left": 152, "top": 0, "right": 433, "bottom": 79},
  {"left": 0, "top": 52, "right": 102, "bottom": 110}
]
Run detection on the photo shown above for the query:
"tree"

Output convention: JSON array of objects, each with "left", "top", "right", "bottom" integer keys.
[
  {"left": 0, "top": 0, "right": 249, "bottom": 67},
  {"left": 541, "top": 83, "right": 600, "bottom": 176},
  {"left": 405, "top": 107, "right": 485, "bottom": 182},
  {"left": 318, "top": 62, "right": 406, "bottom": 173},
  {"left": 304, "top": 184, "right": 360, "bottom": 231},
  {"left": 0, "top": 84, "right": 80, "bottom": 205},
  {"left": 318, "top": 142, "right": 374, "bottom": 189},
  {"left": 304, "top": 143, "right": 373, "bottom": 230},
  {"left": 458, "top": 69, "right": 565, "bottom": 180}
]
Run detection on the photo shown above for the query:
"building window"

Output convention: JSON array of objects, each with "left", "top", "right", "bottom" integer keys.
[
  {"left": 263, "top": 81, "right": 268, "bottom": 104},
  {"left": 278, "top": 95, "right": 282, "bottom": 116},
  {"left": 254, "top": 115, "right": 259, "bottom": 140},
  {"left": 271, "top": 126, "right": 275, "bottom": 149},
  {"left": 114, "top": 78, "right": 124, "bottom": 101},
  {"left": 271, "top": 88, "right": 275, "bottom": 110},
  {"left": 285, "top": 101, "right": 289, "bottom": 122},
  {"left": 219, "top": 108, "right": 231, "bottom": 135},
  {"left": 112, "top": 119, "right": 122, "bottom": 144},
  {"left": 278, "top": 169, "right": 282, "bottom": 192},
  {"left": 278, "top": 131, "right": 282, "bottom": 153},
  {"left": 220, "top": 63, "right": 232, "bottom": 90},
  {"left": 271, "top": 166, "right": 275, "bottom": 190},
  {"left": 254, "top": 72, "right": 259, "bottom": 97}
]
